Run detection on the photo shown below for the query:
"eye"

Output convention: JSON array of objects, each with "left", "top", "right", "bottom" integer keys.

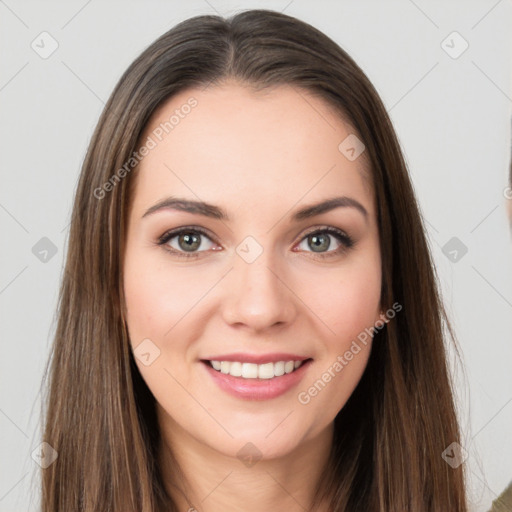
[
  {"left": 157, "top": 227, "right": 218, "bottom": 259},
  {"left": 295, "top": 226, "right": 354, "bottom": 259},
  {"left": 156, "top": 225, "right": 355, "bottom": 260}
]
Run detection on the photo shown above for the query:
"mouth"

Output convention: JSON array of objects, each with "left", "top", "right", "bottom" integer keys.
[
  {"left": 204, "top": 359, "right": 310, "bottom": 379},
  {"left": 200, "top": 355, "right": 313, "bottom": 400}
]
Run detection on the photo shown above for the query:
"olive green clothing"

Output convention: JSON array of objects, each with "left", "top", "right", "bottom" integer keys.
[{"left": 488, "top": 481, "right": 512, "bottom": 512}]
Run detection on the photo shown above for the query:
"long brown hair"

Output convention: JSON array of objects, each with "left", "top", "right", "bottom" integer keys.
[{"left": 40, "top": 9, "right": 468, "bottom": 511}]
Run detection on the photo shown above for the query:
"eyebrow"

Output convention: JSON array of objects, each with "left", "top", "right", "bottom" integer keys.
[{"left": 142, "top": 195, "right": 368, "bottom": 223}]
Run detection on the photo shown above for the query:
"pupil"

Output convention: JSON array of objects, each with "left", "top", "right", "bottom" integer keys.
[
  {"left": 310, "top": 234, "right": 329, "bottom": 252},
  {"left": 180, "top": 233, "right": 200, "bottom": 251}
]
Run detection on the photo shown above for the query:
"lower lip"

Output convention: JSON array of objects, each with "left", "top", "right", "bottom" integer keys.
[{"left": 202, "top": 360, "right": 312, "bottom": 400}]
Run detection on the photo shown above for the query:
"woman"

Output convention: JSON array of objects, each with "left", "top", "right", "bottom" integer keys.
[{"left": 40, "top": 9, "right": 468, "bottom": 511}]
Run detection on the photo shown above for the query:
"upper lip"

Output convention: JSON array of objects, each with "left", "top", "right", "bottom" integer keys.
[{"left": 201, "top": 353, "right": 311, "bottom": 364}]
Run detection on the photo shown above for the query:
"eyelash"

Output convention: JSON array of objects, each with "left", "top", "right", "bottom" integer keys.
[{"left": 156, "top": 225, "right": 355, "bottom": 260}]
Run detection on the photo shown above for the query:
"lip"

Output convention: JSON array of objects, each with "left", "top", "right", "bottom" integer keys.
[
  {"left": 201, "top": 352, "right": 309, "bottom": 365},
  {"left": 201, "top": 358, "right": 313, "bottom": 401}
]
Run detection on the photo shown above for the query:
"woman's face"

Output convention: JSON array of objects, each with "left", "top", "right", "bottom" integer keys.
[{"left": 123, "top": 82, "right": 382, "bottom": 460}]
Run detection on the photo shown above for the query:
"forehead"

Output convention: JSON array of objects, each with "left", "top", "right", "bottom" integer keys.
[{"left": 130, "top": 81, "right": 374, "bottom": 218}]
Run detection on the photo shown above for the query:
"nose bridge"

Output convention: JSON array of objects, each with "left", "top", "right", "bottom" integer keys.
[{"left": 221, "top": 235, "right": 295, "bottom": 330}]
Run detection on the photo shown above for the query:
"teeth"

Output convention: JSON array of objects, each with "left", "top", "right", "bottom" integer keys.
[
  {"left": 274, "top": 361, "right": 285, "bottom": 377},
  {"left": 209, "top": 360, "right": 305, "bottom": 379},
  {"left": 258, "top": 363, "right": 274, "bottom": 379},
  {"left": 230, "top": 361, "right": 242, "bottom": 377},
  {"left": 242, "top": 362, "right": 258, "bottom": 379}
]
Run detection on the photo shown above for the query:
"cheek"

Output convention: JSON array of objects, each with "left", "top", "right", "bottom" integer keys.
[
  {"left": 293, "top": 255, "right": 381, "bottom": 414},
  {"left": 123, "top": 252, "right": 201, "bottom": 399},
  {"left": 123, "top": 249, "right": 222, "bottom": 396},
  {"left": 123, "top": 249, "right": 206, "bottom": 346},
  {"left": 301, "top": 258, "right": 381, "bottom": 346},
  {"left": 295, "top": 276, "right": 379, "bottom": 416},
  {"left": 124, "top": 266, "right": 168, "bottom": 346}
]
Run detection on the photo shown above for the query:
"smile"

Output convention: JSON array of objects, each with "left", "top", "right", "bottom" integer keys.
[
  {"left": 201, "top": 355, "right": 313, "bottom": 400},
  {"left": 208, "top": 360, "right": 304, "bottom": 379}
]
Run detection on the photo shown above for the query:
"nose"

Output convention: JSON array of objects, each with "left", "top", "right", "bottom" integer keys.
[{"left": 220, "top": 248, "right": 297, "bottom": 332}]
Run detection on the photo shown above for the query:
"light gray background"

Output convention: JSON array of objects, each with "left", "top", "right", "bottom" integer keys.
[{"left": 1, "top": 1, "right": 511, "bottom": 511}]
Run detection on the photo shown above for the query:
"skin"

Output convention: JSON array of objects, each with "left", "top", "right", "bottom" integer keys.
[{"left": 123, "top": 81, "right": 383, "bottom": 512}]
